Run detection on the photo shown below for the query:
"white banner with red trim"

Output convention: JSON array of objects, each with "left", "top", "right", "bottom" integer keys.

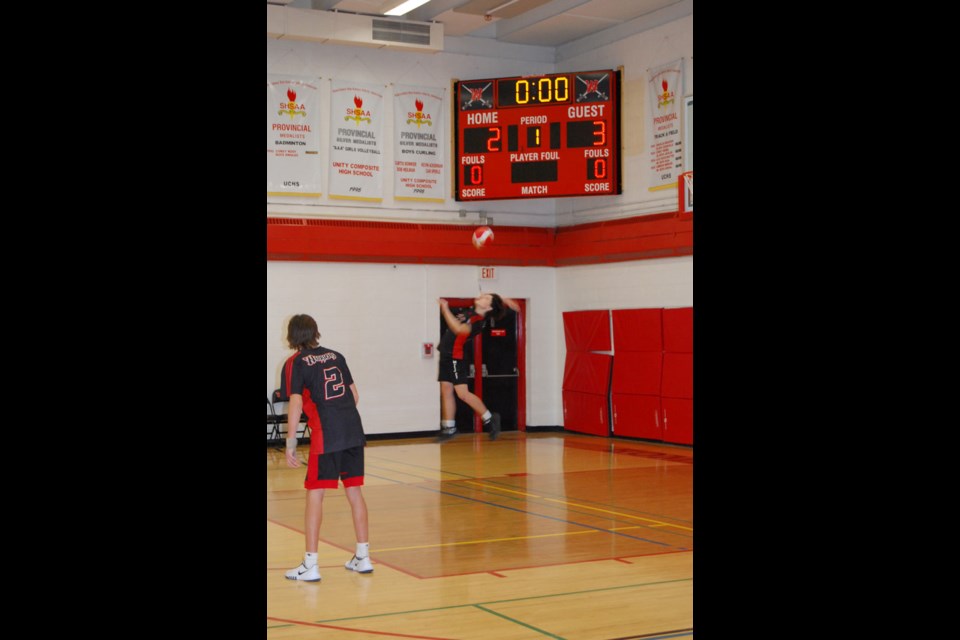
[
  {"left": 329, "top": 79, "right": 385, "bottom": 202},
  {"left": 393, "top": 85, "right": 446, "bottom": 203},
  {"left": 267, "top": 75, "right": 322, "bottom": 198},
  {"left": 646, "top": 59, "right": 684, "bottom": 191}
]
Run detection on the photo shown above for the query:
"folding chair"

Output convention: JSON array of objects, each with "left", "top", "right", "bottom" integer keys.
[
  {"left": 267, "top": 397, "right": 284, "bottom": 444},
  {"left": 271, "top": 388, "right": 311, "bottom": 443}
]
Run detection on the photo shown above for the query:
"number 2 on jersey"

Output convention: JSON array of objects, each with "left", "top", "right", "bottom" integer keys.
[{"left": 323, "top": 366, "right": 346, "bottom": 400}]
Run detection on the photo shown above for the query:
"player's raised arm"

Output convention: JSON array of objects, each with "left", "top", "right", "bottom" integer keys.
[
  {"left": 439, "top": 298, "right": 470, "bottom": 334},
  {"left": 500, "top": 295, "right": 521, "bottom": 312}
]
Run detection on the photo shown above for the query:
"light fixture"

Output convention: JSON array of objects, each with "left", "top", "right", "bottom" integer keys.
[
  {"left": 488, "top": 0, "right": 519, "bottom": 13},
  {"left": 384, "top": 0, "right": 431, "bottom": 16}
]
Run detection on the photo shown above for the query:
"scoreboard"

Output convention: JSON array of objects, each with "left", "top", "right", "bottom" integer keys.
[{"left": 454, "top": 69, "right": 621, "bottom": 201}]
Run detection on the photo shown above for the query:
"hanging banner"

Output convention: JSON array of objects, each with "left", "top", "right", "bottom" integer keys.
[
  {"left": 267, "top": 75, "right": 322, "bottom": 198},
  {"left": 393, "top": 85, "right": 446, "bottom": 203},
  {"left": 329, "top": 79, "right": 385, "bottom": 202},
  {"left": 646, "top": 59, "right": 684, "bottom": 191}
]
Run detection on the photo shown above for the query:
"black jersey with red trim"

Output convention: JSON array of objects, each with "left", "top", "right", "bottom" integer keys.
[
  {"left": 280, "top": 352, "right": 319, "bottom": 437},
  {"left": 439, "top": 313, "right": 486, "bottom": 359},
  {"left": 286, "top": 346, "right": 365, "bottom": 454}
]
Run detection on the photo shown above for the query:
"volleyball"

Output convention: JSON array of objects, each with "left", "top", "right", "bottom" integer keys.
[{"left": 472, "top": 226, "right": 494, "bottom": 249}]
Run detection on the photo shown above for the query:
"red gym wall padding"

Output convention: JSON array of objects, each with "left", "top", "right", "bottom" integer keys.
[
  {"left": 662, "top": 307, "right": 693, "bottom": 353},
  {"left": 661, "top": 397, "right": 692, "bottom": 446},
  {"left": 562, "top": 310, "right": 611, "bottom": 353},
  {"left": 563, "top": 352, "right": 613, "bottom": 395},
  {"left": 561, "top": 310, "right": 611, "bottom": 436},
  {"left": 610, "top": 306, "right": 693, "bottom": 445},
  {"left": 611, "top": 351, "right": 662, "bottom": 396},
  {"left": 660, "top": 353, "right": 693, "bottom": 400},
  {"left": 612, "top": 393, "right": 662, "bottom": 440},
  {"left": 562, "top": 390, "right": 610, "bottom": 437},
  {"left": 612, "top": 308, "right": 662, "bottom": 352}
]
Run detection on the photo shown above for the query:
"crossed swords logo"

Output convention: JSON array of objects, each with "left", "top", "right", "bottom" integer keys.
[
  {"left": 576, "top": 73, "right": 608, "bottom": 102},
  {"left": 460, "top": 83, "right": 492, "bottom": 109}
]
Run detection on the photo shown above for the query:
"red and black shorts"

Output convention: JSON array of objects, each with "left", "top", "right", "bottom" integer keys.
[
  {"left": 304, "top": 445, "right": 365, "bottom": 490},
  {"left": 438, "top": 354, "right": 470, "bottom": 385}
]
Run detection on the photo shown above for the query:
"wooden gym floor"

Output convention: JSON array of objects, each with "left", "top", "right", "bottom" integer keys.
[{"left": 267, "top": 431, "right": 693, "bottom": 639}]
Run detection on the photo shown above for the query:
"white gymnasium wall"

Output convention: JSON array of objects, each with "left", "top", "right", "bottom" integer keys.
[
  {"left": 556, "top": 15, "right": 694, "bottom": 227},
  {"left": 554, "top": 256, "right": 693, "bottom": 420},
  {"left": 267, "top": 11, "right": 694, "bottom": 433},
  {"left": 267, "top": 37, "right": 561, "bottom": 228},
  {"left": 267, "top": 261, "right": 557, "bottom": 434},
  {"left": 267, "top": 12, "right": 693, "bottom": 228}
]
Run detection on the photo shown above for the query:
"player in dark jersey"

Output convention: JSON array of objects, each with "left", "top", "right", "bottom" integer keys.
[
  {"left": 282, "top": 314, "right": 372, "bottom": 581},
  {"left": 437, "top": 293, "right": 520, "bottom": 441}
]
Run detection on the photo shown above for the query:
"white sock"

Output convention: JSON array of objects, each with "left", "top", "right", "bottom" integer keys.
[
  {"left": 441, "top": 420, "right": 455, "bottom": 429},
  {"left": 304, "top": 552, "right": 318, "bottom": 568},
  {"left": 481, "top": 411, "right": 492, "bottom": 422},
  {"left": 356, "top": 542, "right": 369, "bottom": 558}
]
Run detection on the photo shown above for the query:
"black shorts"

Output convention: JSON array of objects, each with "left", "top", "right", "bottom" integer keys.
[
  {"left": 304, "top": 444, "right": 365, "bottom": 490},
  {"left": 438, "top": 354, "right": 470, "bottom": 385}
]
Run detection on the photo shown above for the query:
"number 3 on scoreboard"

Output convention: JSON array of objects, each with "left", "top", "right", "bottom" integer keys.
[{"left": 593, "top": 120, "right": 606, "bottom": 146}]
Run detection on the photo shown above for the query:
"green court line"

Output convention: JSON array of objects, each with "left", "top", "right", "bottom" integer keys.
[
  {"left": 473, "top": 604, "right": 566, "bottom": 640},
  {"left": 311, "top": 577, "right": 691, "bottom": 624}
]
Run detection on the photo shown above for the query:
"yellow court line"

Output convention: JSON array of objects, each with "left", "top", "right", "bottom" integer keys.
[
  {"left": 366, "top": 465, "right": 445, "bottom": 482},
  {"left": 541, "top": 498, "right": 693, "bottom": 532},
  {"left": 461, "top": 482, "right": 692, "bottom": 532},
  {"left": 376, "top": 530, "right": 598, "bottom": 553},
  {"left": 461, "top": 481, "right": 541, "bottom": 498}
]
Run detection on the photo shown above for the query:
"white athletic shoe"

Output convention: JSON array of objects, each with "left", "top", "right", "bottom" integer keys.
[
  {"left": 344, "top": 555, "right": 373, "bottom": 573},
  {"left": 285, "top": 562, "right": 322, "bottom": 582}
]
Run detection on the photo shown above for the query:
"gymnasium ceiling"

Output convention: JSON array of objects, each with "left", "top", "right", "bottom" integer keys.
[{"left": 273, "top": 0, "right": 692, "bottom": 50}]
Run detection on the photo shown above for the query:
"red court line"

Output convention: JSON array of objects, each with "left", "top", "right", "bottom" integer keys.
[
  {"left": 398, "top": 549, "right": 693, "bottom": 579},
  {"left": 267, "top": 518, "right": 428, "bottom": 579},
  {"left": 267, "top": 616, "right": 455, "bottom": 639}
]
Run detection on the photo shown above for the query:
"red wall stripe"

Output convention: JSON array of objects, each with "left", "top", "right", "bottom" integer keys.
[{"left": 267, "top": 214, "right": 692, "bottom": 266}]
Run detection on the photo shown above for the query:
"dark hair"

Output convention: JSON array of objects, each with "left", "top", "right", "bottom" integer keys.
[
  {"left": 287, "top": 314, "right": 320, "bottom": 350},
  {"left": 487, "top": 293, "right": 507, "bottom": 321}
]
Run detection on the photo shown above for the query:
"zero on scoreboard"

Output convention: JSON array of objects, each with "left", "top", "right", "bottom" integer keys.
[{"left": 454, "top": 69, "right": 621, "bottom": 201}]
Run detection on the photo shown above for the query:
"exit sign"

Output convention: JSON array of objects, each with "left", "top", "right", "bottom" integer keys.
[{"left": 480, "top": 267, "right": 496, "bottom": 280}]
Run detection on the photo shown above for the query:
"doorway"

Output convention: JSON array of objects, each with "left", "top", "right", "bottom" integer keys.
[{"left": 440, "top": 298, "right": 526, "bottom": 434}]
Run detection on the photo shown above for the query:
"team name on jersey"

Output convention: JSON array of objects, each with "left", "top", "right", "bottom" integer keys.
[{"left": 303, "top": 352, "right": 337, "bottom": 366}]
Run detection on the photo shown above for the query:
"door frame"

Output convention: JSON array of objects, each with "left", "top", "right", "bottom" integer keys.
[{"left": 444, "top": 297, "right": 526, "bottom": 433}]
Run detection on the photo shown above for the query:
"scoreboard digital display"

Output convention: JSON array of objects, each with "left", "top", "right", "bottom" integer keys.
[{"left": 454, "top": 69, "right": 621, "bottom": 201}]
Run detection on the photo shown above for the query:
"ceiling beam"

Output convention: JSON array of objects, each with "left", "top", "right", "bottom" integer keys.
[
  {"left": 556, "top": 0, "right": 692, "bottom": 61},
  {"left": 491, "top": 0, "right": 591, "bottom": 39},
  {"left": 407, "top": 0, "right": 472, "bottom": 22}
]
